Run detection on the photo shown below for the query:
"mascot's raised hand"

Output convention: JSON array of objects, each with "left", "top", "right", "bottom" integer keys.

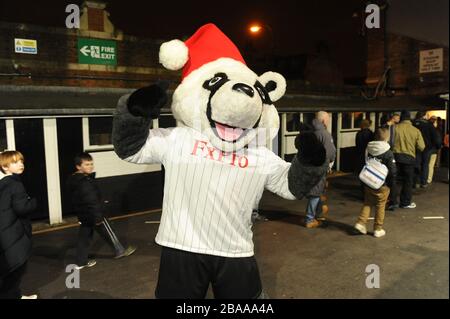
[
  {"left": 127, "top": 80, "right": 169, "bottom": 118},
  {"left": 112, "top": 80, "right": 169, "bottom": 159}
]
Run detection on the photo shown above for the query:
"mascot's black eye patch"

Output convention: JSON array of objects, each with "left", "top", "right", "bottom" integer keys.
[
  {"left": 254, "top": 81, "right": 272, "bottom": 104},
  {"left": 203, "top": 73, "right": 229, "bottom": 91}
]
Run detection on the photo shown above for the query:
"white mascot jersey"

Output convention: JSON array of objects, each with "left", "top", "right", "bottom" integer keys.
[{"left": 124, "top": 24, "right": 297, "bottom": 257}]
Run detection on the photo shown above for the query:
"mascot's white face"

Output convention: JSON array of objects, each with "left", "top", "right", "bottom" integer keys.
[{"left": 171, "top": 58, "right": 286, "bottom": 152}]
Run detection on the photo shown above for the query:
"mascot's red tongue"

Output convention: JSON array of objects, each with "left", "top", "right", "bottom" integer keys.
[{"left": 215, "top": 123, "right": 244, "bottom": 142}]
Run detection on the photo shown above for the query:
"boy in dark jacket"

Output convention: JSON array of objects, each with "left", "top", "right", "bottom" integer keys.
[
  {"left": 354, "top": 128, "right": 397, "bottom": 238},
  {"left": 66, "top": 153, "right": 136, "bottom": 270},
  {"left": 0, "top": 151, "right": 37, "bottom": 299}
]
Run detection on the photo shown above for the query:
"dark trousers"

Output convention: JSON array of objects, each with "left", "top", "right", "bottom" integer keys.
[
  {"left": 155, "top": 247, "right": 262, "bottom": 299},
  {"left": 76, "top": 218, "right": 125, "bottom": 265},
  {"left": 391, "top": 162, "right": 414, "bottom": 207},
  {"left": 0, "top": 263, "right": 27, "bottom": 299}
]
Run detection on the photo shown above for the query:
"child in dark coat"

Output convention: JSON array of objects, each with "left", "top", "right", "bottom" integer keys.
[
  {"left": 0, "top": 151, "right": 37, "bottom": 299},
  {"left": 354, "top": 128, "right": 397, "bottom": 238},
  {"left": 66, "top": 153, "right": 136, "bottom": 269}
]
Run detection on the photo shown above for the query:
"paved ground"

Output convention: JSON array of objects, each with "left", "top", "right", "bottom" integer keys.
[{"left": 22, "top": 170, "right": 449, "bottom": 299}]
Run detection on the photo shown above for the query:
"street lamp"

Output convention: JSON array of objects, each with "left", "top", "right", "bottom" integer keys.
[
  {"left": 248, "top": 23, "right": 275, "bottom": 51},
  {"left": 249, "top": 25, "right": 262, "bottom": 34}
]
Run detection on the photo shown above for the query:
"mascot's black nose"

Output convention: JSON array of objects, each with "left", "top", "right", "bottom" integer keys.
[{"left": 232, "top": 83, "right": 254, "bottom": 97}]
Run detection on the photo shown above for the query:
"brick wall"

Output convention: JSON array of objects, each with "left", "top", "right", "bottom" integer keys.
[
  {"left": 366, "top": 26, "right": 448, "bottom": 96},
  {"left": 0, "top": 22, "right": 179, "bottom": 89}
]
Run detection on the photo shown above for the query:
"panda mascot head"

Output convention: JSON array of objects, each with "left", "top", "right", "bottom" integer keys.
[{"left": 159, "top": 23, "right": 286, "bottom": 153}]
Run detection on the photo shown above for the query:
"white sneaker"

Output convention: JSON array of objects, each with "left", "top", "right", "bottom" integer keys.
[
  {"left": 400, "top": 202, "right": 417, "bottom": 209},
  {"left": 354, "top": 223, "right": 367, "bottom": 235},
  {"left": 374, "top": 229, "right": 386, "bottom": 238},
  {"left": 75, "top": 260, "right": 97, "bottom": 270},
  {"left": 21, "top": 295, "right": 38, "bottom": 299}
]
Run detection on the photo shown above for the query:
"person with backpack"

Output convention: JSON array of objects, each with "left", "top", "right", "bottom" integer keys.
[{"left": 354, "top": 128, "right": 397, "bottom": 238}]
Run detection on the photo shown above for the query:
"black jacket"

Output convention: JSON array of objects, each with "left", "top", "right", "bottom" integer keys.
[
  {"left": 413, "top": 119, "right": 441, "bottom": 151},
  {"left": 0, "top": 174, "right": 37, "bottom": 276},
  {"left": 66, "top": 173, "right": 103, "bottom": 226},
  {"left": 356, "top": 128, "right": 375, "bottom": 155},
  {"left": 366, "top": 141, "right": 397, "bottom": 188},
  {"left": 355, "top": 128, "right": 375, "bottom": 171},
  {"left": 304, "top": 119, "right": 336, "bottom": 197}
]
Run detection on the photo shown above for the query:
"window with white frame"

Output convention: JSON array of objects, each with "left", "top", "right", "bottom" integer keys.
[
  {"left": 341, "top": 112, "right": 368, "bottom": 130},
  {"left": 83, "top": 117, "right": 113, "bottom": 151}
]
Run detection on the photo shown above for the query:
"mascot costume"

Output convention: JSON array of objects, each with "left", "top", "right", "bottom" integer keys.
[{"left": 113, "top": 23, "right": 328, "bottom": 299}]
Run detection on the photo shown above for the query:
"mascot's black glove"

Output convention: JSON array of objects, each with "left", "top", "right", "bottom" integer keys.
[
  {"left": 288, "top": 128, "right": 328, "bottom": 200},
  {"left": 127, "top": 80, "right": 169, "bottom": 119},
  {"left": 294, "top": 131, "right": 326, "bottom": 167},
  {"left": 113, "top": 80, "right": 169, "bottom": 160}
]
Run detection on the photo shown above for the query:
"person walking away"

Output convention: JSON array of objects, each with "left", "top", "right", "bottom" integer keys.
[{"left": 355, "top": 128, "right": 396, "bottom": 237}]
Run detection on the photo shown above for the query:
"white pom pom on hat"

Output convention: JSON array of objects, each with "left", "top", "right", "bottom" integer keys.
[{"left": 159, "top": 39, "right": 189, "bottom": 71}]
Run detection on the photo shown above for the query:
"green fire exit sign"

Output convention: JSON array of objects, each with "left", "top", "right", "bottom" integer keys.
[{"left": 78, "top": 38, "right": 117, "bottom": 66}]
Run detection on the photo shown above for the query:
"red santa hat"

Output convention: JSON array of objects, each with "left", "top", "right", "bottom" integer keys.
[{"left": 159, "top": 23, "right": 246, "bottom": 80}]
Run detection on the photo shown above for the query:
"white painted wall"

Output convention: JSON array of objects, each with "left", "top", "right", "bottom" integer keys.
[
  {"left": 90, "top": 151, "right": 161, "bottom": 178},
  {"left": 340, "top": 131, "right": 358, "bottom": 148}
]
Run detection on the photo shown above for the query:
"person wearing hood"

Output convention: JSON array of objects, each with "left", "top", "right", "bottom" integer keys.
[
  {"left": 303, "top": 111, "right": 336, "bottom": 228},
  {"left": 66, "top": 153, "right": 136, "bottom": 270},
  {"left": 354, "top": 128, "right": 397, "bottom": 238},
  {"left": 0, "top": 151, "right": 38, "bottom": 299}
]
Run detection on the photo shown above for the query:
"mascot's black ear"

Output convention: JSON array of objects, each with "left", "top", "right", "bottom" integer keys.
[
  {"left": 258, "top": 71, "right": 287, "bottom": 102},
  {"left": 127, "top": 80, "right": 169, "bottom": 118}
]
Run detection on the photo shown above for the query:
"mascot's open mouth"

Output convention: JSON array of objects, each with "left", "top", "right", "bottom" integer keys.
[{"left": 214, "top": 121, "right": 245, "bottom": 142}]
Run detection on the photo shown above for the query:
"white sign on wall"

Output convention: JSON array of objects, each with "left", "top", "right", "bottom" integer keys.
[{"left": 419, "top": 48, "right": 443, "bottom": 73}]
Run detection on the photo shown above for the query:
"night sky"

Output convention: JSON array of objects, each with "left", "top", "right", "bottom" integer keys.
[{"left": 0, "top": 0, "right": 365, "bottom": 51}]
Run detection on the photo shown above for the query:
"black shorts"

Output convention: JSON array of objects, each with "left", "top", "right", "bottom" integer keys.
[{"left": 155, "top": 247, "right": 262, "bottom": 299}]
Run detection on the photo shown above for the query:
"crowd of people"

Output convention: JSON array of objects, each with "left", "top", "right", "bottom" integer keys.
[
  {"left": 0, "top": 111, "right": 447, "bottom": 299},
  {"left": 353, "top": 110, "right": 447, "bottom": 237}
]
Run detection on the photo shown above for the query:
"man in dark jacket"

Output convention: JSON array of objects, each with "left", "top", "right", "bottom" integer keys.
[
  {"left": 67, "top": 153, "right": 136, "bottom": 270},
  {"left": 413, "top": 112, "right": 442, "bottom": 188},
  {"left": 0, "top": 151, "right": 37, "bottom": 299},
  {"left": 303, "top": 112, "right": 336, "bottom": 228},
  {"left": 355, "top": 119, "right": 375, "bottom": 174}
]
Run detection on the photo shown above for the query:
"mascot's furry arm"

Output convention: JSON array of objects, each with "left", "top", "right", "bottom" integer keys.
[
  {"left": 288, "top": 130, "right": 328, "bottom": 200},
  {"left": 112, "top": 81, "right": 169, "bottom": 159}
]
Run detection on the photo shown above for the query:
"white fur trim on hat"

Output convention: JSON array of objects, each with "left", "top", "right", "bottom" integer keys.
[{"left": 159, "top": 39, "right": 189, "bottom": 71}]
